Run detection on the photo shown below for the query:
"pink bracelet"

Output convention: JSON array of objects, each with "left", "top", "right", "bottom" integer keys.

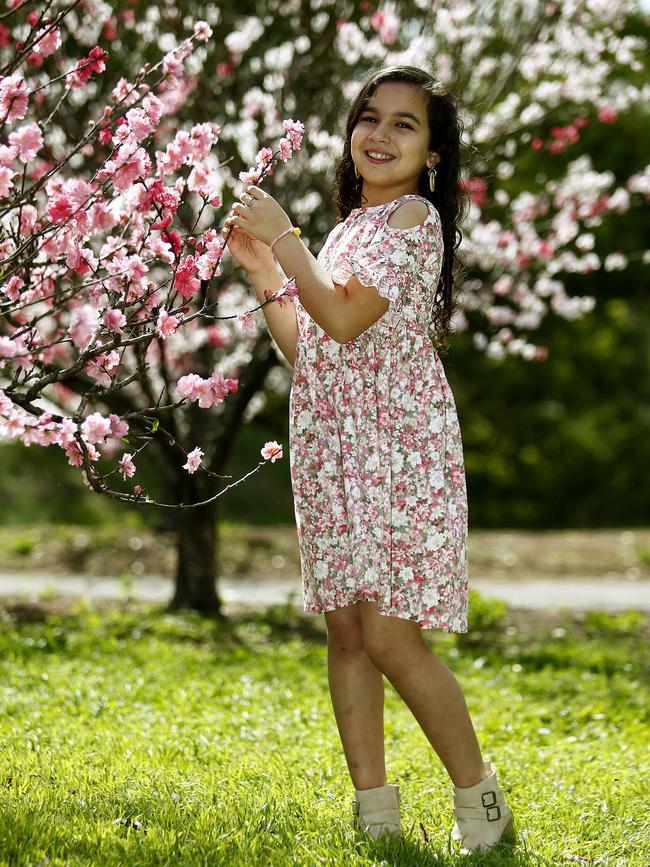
[{"left": 270, "top": 225, "right": 301, "bottom": 254}]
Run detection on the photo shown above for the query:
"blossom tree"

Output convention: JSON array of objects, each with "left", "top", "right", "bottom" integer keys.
[
  {"left": 1, "top": 0, "right": 648, "bottom": 613},
  {"left": 0, "top": 3, "right": 301, "bottom": 610}
]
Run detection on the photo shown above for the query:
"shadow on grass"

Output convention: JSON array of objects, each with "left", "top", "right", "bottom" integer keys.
[{"left": 1, "top": 591, "right": 648, "bottom": 681}]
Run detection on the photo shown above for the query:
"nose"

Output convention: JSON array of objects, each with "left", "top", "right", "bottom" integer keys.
[{"left": 368, "top": 124, "right": 390, "bottom": 142}]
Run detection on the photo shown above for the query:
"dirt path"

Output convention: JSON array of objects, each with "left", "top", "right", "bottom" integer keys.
[{"left": 1, "top": 525, "right": 649, "bottom": 614}]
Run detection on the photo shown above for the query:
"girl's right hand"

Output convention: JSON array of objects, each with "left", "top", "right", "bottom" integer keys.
[{"left": 221, "top": 220, "right": 275, "bottom": 275}]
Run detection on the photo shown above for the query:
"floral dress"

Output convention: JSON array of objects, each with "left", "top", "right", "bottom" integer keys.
[{"left": 288, "top": 193, "right": 468, "bottom": 632}]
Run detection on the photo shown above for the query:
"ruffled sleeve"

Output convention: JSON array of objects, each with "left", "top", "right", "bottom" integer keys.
[{"left": 331, "top": 198, "right": 442, "bottom": 304}]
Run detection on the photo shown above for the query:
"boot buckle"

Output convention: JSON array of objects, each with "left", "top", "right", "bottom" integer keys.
[{"left": 482, "top": 790, "right": 501, "bottom": 821}]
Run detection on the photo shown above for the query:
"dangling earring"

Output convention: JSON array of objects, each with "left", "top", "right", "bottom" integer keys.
[
  {"left": 354, "top": 163, "right": 360, "bottom": 179},
  {"left": 428, "top": 165, "right": 437, "bottom": 192}
]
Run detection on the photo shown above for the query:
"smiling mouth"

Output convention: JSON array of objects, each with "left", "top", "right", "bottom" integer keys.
[{"left": 365, "top": 151, "right": 396, "bottom": 163}]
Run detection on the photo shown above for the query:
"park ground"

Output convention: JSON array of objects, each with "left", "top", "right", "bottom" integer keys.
[{"left": 0, "top": 554, "right": 648, "bottom": 865}]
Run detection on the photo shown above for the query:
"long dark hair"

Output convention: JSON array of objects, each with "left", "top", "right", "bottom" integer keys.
[{"left": 332, "top": 65, "right": 469, "bottom": 353}]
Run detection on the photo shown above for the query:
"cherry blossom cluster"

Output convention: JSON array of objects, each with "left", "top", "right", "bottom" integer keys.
[{"left": 0, "top": 7, "right": 305, "bottom": 508}]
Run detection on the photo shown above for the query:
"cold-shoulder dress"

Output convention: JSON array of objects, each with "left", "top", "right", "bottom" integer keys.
[{"left": 288, "top": 192, "right": 468, "bottom": 633}]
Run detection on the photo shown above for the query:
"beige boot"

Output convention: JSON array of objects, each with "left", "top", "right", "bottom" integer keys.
[
  {"left": 351, "top": 783, "right": 401, "bottom": 840},
  {"left": 450, "top": 761, "right": 516, "bottom": 854}
]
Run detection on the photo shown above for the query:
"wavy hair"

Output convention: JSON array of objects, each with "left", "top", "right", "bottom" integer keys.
[{"left": 332, "top": 65, "right": 469, "bottom": 353}]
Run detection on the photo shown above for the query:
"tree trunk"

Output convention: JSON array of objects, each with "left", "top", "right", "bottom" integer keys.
[
  {"left": 169, "top": 478, "right": 221, "bottom": 615},
  {"left": 170, "top": 332, "right": 280, "bottom": 614}
]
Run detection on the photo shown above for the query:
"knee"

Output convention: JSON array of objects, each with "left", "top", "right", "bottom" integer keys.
[
  {"left": 362, "top": 635, "right": 394, "bottom": 673},
  {"left": 363, "top": 632, "right": 425, "bottom": 677},
  {"left": 325, "top": 608, "right": 364, "bottom": 654}
]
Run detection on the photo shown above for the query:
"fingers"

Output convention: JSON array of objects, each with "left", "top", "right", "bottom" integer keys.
[{"left": 222, "top": 216, "right": 240, "bottom": 234}]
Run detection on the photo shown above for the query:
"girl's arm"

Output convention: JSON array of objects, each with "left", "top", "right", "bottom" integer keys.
[
  {"left": 247, "top": 261, "right": 298, "bottom": 367},
  {"left": 270, "top": 233, "right": 390, "bottom": 344},
  {"left": 226, "top": 188, "right": 427, "bottom": 344}
]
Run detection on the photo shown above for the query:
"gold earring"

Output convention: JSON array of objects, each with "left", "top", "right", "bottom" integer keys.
[
  {"left": 428, "top": 165, "right": 437, "bottom": 192},
  {"left": 354, "top": 163, "right": 360, "bottom": 179}
]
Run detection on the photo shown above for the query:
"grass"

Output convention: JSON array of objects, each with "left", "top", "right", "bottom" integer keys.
[{"left": 0, "top": 594, "right": 648, "bottom": 866}]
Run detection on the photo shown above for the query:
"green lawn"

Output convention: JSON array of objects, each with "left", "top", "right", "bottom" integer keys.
[{"left": 0, "top": 594, "right": 648, "bottom": 866}]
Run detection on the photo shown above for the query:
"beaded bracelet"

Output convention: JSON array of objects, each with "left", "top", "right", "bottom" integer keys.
[{"left": 270, "top": 225, "right": 301, "bottom": 254}]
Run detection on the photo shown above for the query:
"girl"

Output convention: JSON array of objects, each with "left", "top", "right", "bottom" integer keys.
[{"left": 222, "top": 64, "right": 515, "bottom": 855}]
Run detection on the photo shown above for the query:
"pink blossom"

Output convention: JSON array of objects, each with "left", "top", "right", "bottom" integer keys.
[
  {"left": 84, "top": 350, "right": 119, "bottom": 386},
  {"left": 188, "top": 162, "right": 222, "bottom": 202},
  {"left": 0, "top": 337, "right": 18, "bottom": 363},
  {"left": 63, "top": 440, "right": 83, "bottom": 466},
  {"left": 67, "top": 244, "right": 98, "bottom": 276},
  {"left": 238, "top": 169, "right": 262, "bottom": 186},
  {"left": 0, "top": 75, "right": 29, "bottom": 121},
  {"left": 261, "top": 440, "right": 283, "bottom": 463},
  {"left": 47, "top": 194, "right": 74, "bottom": 225},
  {"left": 271, "top": 275, "right": 300, "bottom": 307},
  {"left": 598, "top": 106, "right": 617, "bottom": 124},
  {"left": 143, "top": 94, "right": 163, "bottom": 126},
  {"left": 103, "top": 308, "right": 126, "bottom": 334},
  {"left": 119, "top": 453, "right": 136, "bottom": 480},
  {"left": 0, "top": 144, "right": 18, "bottom": 166},
  {"left": 19, "top": 204, "right": 37, "bottom": 236},
  {"left": 163, "top": 51, "right": 184, "bottom": 78},
  {"left": 277, "top": 138, "right": 293, "bottom": 162},
  {"left": 174, "top": 255, "right": 200, "bottom": 299},
  {"left": 237, "top": 310, "right": 256, "bottom": 334},
  {"left": 195, "top": 229, "right": 224, "bottom": 279},
  {"left": 32, "top": 26, "right": 62, "bottom": 58},
  {"left": 54, "top": 418, "right": 76, "bottom": 447},
  {"left": 81, "top": 412, "right": 112, "bottom": 444},
  {"left": 177, "top": 371, "right": 238, "bottom": 408},
  {"left": 282, "top": 118, "right": 305, "bottom": 150},
  {"left": 176, "top": 373, "right": 204, "bottom": 401},
  {"left": 0, "top": 165, "right": 15, "bottom": 197},
  {"left": 156, "top": 307, "right": 180, "bottom": 339},
  {"left": 1, "top": 276, "right": 23, "bottom": 301},
  {"left": 189, "top": 122, "right": 220, "bottom": 161},
  {"left": 8, "top": 122, "right": 43, "bottom": 162},
  {"left": 67, "top": 47, "right": 108, "bottom": 89},
  {"left": 125, "top": 106, "right": 154, "bottom": 142},
  {"left": 193, "top": 21, "right": 213, "bottom": 42},
  {"left": 256, "top": 146, "right": 273, "bottom": 166},
  {"left": 109, "top": 414, "right": 129, "bottom": 438},
  {"left": 68, "top": 304, "right": 99, "bottom": 349},
  {"left": 464, "top": 177, "right": 488, "bottom": 207},
  {"left": 0, "top": 389, "right": 13, "bottom": 415},
  {"left": 183, "top": 446, "right": 204, "bottom": 474},
  {"left": 369, "top": 10, "right": 400, "bottom": 44},
  {"left": 201, "top": 372, "right": 238, "bottom": 408}
]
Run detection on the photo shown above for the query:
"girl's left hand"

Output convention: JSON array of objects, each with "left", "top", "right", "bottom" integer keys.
[{"left": 224, "top": 186, "right": 292, "bottom": 247}]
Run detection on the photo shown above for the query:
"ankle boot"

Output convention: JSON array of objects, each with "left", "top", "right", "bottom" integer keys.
[
  {"left": 351, "top": 783, "right": 401, "bottom": 840},
  {"left": 450, "top": 761, "right": 516, "bottom": 854}
]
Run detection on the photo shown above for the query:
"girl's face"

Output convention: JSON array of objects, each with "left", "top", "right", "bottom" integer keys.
[{"left": 350, "top": 81, "right": 439, "bottom": 204}]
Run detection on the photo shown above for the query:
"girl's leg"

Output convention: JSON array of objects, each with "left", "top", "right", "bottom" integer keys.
[
  {"left": 324, "top": 603, "right": 388, "bottom": 790},
  {"left": 357, "top": 601, "right": 487, "bottom": 788}
]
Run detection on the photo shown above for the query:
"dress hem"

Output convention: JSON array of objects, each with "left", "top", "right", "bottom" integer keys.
[{"left": 302, "top": 599, "right": 468, "bottom": 634}]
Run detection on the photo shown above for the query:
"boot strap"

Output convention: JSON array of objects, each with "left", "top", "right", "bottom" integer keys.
[{"left": 453, "top": 803, "right": 505, "bottom": 822}]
